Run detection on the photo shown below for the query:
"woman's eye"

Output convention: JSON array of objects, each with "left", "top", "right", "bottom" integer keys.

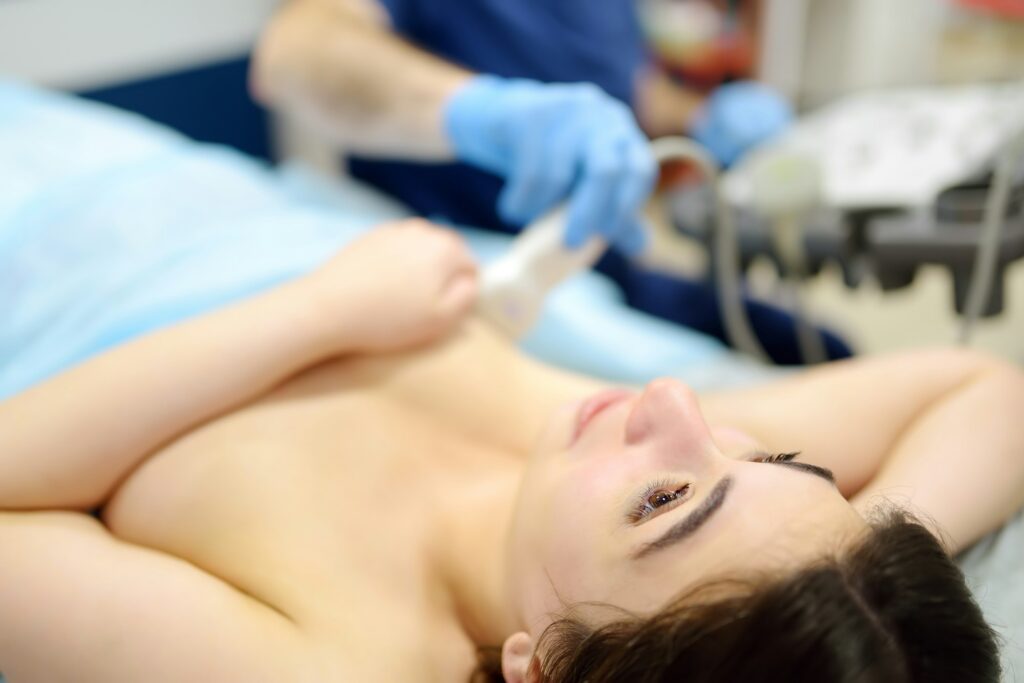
[
  {"left": 631, "top": 483, "right": 691, "bottom": 522},
  {"left": 648, "top": 489, "right": 683, "bottom": 508},
  {"left": 751, "top": 451, "right": 800, "bottom": 464}
]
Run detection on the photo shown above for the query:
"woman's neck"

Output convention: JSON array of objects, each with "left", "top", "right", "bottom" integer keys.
[
  {"left": 372, "top": 321, "right": 607, "bottom": 645},
  {"left": 431, "top": 463, "right": 525, "bottom": 648}
]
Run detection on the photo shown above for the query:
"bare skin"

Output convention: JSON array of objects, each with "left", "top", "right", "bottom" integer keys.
[
  {"left": 1, "top": 221, "right": 1023, "bottom": 682},
  {"left": 250, "top": 0, "right": 704, "bottom": 158},
  {"left": 252, "top": 0, "right": 473, "bottom": 158}
]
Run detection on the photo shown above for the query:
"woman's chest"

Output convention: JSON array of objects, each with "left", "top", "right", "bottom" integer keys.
[
  {"left": 104, "top": 375, "right": 505, "bottom": 613},
  {"left": 102, "top": 323, "right": 586, "bottom": 617}
]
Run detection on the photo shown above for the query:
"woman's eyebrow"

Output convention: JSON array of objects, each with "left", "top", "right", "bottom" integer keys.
[
  {"left": 631, "top": 460, "right": 836, "bottom": 560},
  {"left": 770, "top": 460, "right": 836, "bottom": 486},
  {"left": 633, "top": 476, "right": 733, "bottom": 560}
]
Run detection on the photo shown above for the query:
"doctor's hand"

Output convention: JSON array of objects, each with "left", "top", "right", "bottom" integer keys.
[
  {"left": 444, "top": 76, "right": 656, "bottom": 256},
  {"left": 690, "top": 81, "right": 794, "bottom": 168},
  {"left": 303, "top": 219, "right": 478, "bottom": 353}
]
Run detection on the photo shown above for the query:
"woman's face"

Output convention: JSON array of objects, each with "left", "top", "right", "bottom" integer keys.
[{"left": 506, "top": 379, "right": 867, "bottom": 634}]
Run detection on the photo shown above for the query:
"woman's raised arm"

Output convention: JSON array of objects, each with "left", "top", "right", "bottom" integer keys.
[
  {"left": 0, "top": 220, "right": 477, "bottom": 511},
  {"left": 700, "top": 348, "right": 1024, "bottom": 553}
]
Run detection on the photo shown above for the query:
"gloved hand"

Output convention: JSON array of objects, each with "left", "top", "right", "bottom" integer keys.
[
  {"left": 690, "top": 81, "right": 794, "bottom": 168},
  {"left": 444, "top": 75, "right": 656, "bottom": 256}
]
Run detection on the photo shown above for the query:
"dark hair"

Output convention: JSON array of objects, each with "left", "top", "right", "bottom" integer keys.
[{"left": 472, "top": 509, "right": 1000, "bottom": 683}]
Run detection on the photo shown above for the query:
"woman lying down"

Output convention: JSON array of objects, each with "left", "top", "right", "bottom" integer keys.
[{"left": 1, "top": 220, "right": 1022, "bottom": 683}]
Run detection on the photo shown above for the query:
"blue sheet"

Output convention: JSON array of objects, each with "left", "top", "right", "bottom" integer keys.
[{"left": 0, "top": 80, "right": 748, "bottom": 399}]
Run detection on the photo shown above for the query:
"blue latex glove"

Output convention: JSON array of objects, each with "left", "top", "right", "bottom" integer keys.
[
  {"left": 690, "top": 81, "right": 794, "bottom": 167},
  {"left": 444, "top": 75, "right": 656, "bottom": 256}
]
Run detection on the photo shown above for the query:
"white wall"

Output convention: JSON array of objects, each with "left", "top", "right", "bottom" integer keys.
[
  {"left": 758, "top": 0, "right": 811, "bottom": 100},
  {"left": 799, "top": 0, "right": 948, "bottom": 106},
  {"left": 761, "top": 0, "right": 952, "bottom": 109},
  {"left": 0, "top": 0, "right": 281, "bottom": 90}
]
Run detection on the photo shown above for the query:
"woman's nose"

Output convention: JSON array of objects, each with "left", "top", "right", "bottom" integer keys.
[{"left": 624, "top": 379, "right": 713, "bottom": 453}]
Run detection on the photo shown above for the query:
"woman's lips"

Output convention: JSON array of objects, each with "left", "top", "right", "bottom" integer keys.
[{"left": 572, "top": 389, "right": 635, "bottom": 445}]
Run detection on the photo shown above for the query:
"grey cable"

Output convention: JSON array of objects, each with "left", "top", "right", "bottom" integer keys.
[
  {"left": 651, "top": 137, "right": 771, "bottom": 362},
  {"left": 773, "top": 215, "right": 828, "bottom": 364},
  {"left": 959, "top": 128, "right": 1024, "bottom": 345}
]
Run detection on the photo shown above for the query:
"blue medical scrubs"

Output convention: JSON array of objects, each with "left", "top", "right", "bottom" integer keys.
[{"left": 348, "top": 0, "right": 648, "bottom": 233}]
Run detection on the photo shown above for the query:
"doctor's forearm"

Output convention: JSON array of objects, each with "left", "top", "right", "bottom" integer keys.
[{"left": 252, "top": 0, "right": 471, "bottom": 159}]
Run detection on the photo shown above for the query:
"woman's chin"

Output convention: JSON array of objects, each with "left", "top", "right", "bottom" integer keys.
[{"left": 532, "top": 399, "right": 582, "bottom": 457}]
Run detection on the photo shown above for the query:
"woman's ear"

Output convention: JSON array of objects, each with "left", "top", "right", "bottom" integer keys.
[{"left": 501, "top": 631, "right": 536, "bottom": 683}]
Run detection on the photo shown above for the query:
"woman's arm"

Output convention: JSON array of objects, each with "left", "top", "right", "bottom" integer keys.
[
  {"left": 0, "top": 279, "right": 327, "bottom": 512},
  {"left": 251, "top": 0, "right": 470, "bottom": 158},
  {"left": 0, "top": 511, "right": 310, "bottom": 682},
  {"left": 0, "top": 221, "right": 477, "bottom": 511},
  {"left": 700, "top": 348, "right": 1024, "bottom": 553}
]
